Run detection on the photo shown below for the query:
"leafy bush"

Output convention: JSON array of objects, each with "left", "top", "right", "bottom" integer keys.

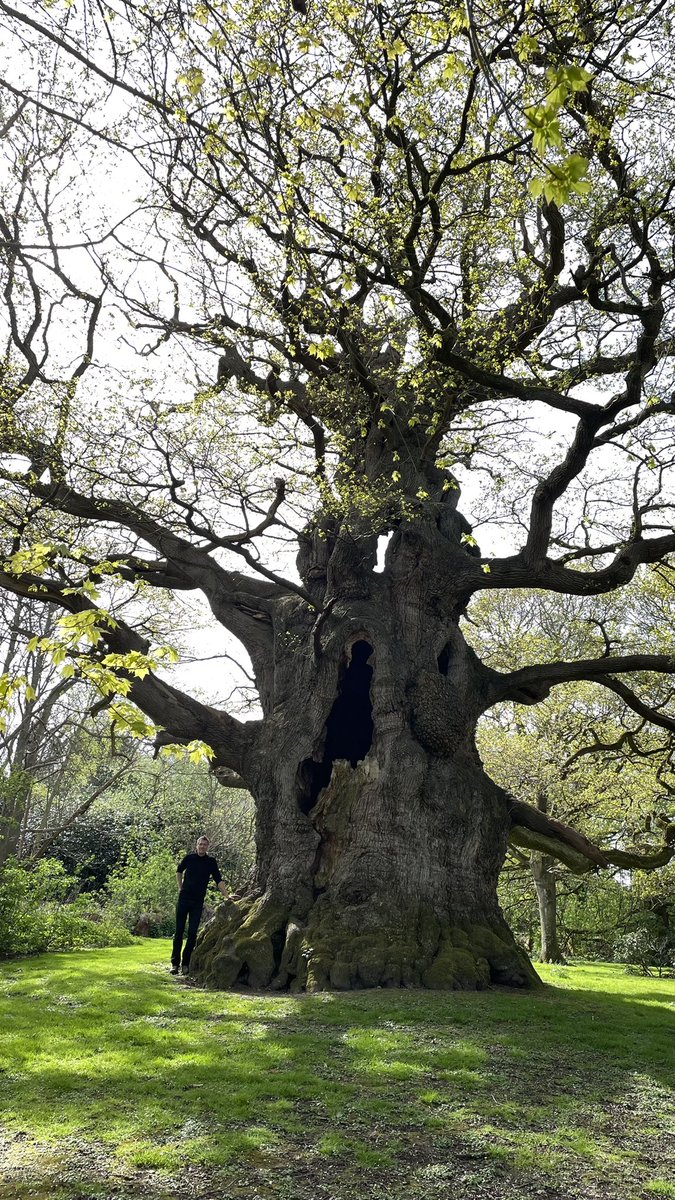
[
  {"left": 0, "top": 857, "right": 132, "bottom": 957},
  {"left": 615, "top": 927, "right": 675, "bottom": 977},
  {"left": 91, "top": 758, "right": 255, "bottom": 882},
  {"left": 105, "top": 848, "right": 179, "bottom": 936},
  {"left": 50, "top": 807, "right": 134, "bottom": 891},
  {"left": 612, "top": 902, "right": 672, "bottom": 979}
]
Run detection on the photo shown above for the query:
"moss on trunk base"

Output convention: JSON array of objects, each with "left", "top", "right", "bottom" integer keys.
[{"left": 189, "top": 894, "right": 540, "bottom": 992}]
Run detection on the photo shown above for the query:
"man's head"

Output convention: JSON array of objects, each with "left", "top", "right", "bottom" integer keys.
[{"left": 196, "top": 836, "right": 210, "bottom": 856}]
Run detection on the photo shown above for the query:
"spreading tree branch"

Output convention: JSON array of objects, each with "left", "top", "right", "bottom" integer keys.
[
  {"left": 509, "top": 798, "right": 675, "bottom": 875},
  {"left": 488, "top": 654, "right": 675, "bottom": 714},
  {"left": 0, "top": 568, "right": 257, "bottom": 776}
]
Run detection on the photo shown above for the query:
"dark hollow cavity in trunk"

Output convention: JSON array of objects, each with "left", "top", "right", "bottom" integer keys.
[{"left": 298, "top": 639, "right": 374, "bottom": 814}]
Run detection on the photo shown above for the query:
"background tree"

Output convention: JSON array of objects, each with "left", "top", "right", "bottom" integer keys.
[
  {"left": 87, "top": 756, "right": 255, "bottom": 890},
  {"left": 474, "top": 579, "right": 675, "bottom": 960},
  {"left": 1, "top": 1, "right": 675, "bottom": 990},
  {"left": 0, "top": 592, "right": 138, "bottom": 866}
]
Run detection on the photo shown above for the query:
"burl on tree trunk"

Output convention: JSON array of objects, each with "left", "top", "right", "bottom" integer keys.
[{"left": 190, "top": 573, "right": 539, "bottom": 993}]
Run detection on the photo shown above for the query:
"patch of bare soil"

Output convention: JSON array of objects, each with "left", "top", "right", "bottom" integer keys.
[{"left": 0, "top": 1124, "right": 669, "bottom": 1200}]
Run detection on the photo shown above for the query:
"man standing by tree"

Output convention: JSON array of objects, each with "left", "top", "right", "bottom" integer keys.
[{"left": 172, "top": 836, "right": 228, "bottom": 976}]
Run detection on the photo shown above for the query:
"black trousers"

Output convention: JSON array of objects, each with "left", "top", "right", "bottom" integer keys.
[{"left": 172, "top": 893, "right": 204, "bottom": 969}]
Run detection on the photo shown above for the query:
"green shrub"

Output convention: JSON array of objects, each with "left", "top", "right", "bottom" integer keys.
[
  {"left": 50, "top": 807, "right": 133, "bottom": 890},
  {"left": 615, "top": 928, "right": 675, "bottom": 977},
  {"left": 105, "top": 848, "right": 179, "bottom": 935},
  {"left": 0, "top": 857, "right": 132, "bottom": 956}
]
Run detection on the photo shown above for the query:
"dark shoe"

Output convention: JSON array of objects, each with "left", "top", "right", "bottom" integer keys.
[
  {"left": 170, "top": 965, "right": 179, "bottom": 975},
  {"left": 181, "top": 964, "right": 190, "bottom": 976}
]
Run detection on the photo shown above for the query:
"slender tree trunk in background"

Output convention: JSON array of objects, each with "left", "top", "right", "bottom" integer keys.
[
  {"left": 530, "top": 792, "right": 564, "bottom": 963},
  {"left": 532, "top": 852, "right": 564, "bottom": 963},
  {"left": 0, "top": 770, "right": 31, "bottom": 867}
]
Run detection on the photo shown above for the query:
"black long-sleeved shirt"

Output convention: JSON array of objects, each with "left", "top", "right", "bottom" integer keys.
[{"left": 177, "top": 853, "right": 222, "bottom": 902}]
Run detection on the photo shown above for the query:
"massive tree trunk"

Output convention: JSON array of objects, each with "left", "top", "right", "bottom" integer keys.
[{"left": 191, "top": 546, "right": 539, "bottom": 992}]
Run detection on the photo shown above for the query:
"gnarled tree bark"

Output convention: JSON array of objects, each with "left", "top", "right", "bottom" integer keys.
[{"left": 191, "top": 561, "right": 539, "bottom": 991}]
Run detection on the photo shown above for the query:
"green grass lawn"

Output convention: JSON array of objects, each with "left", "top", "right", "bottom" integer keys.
[{"left": 0, "top": 942, "right": 673, "bottom": 1200}]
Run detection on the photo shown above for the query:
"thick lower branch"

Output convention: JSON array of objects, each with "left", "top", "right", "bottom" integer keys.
[
  {"left": 489, "top": 654, "right": 675, "bottom": 711},
  {"left": 508, "top": 799, "right": 675, "bottom": 875},
  {"left": 0, "top": 569, "right": 255, "bottom": 775},
  {"left": 509, "top": 825, "right": 599, "bottom": 873},
  {"left": 15, "top": 479, "right": 286, "bottom": 652},
  {"left": 507, "top": 797, "right": 608, "bottom": 869},
  {"left": 605, "top": 840, "right": 675, "bottom": 871},
  {"left": 480, "top": 534, "right": 675, "bottom": 599}
]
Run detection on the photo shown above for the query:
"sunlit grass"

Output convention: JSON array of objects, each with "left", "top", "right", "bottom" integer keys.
[{"left": 0, "top": 943, "right": 673, "bottom": 1199}]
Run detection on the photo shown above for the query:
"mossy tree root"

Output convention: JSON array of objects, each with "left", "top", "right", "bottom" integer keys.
[{"left": 189, "top": 895, "right": 540, "bottom": 992}]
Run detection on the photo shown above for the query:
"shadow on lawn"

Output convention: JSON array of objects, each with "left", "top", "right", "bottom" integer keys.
[{"left": 0, "top": 947, "right": 673, "bottom": 1199}]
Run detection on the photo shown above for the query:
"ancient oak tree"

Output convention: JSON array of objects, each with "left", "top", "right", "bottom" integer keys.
[{"left": 1, "top": 0, "right": 675, "bottom": 989}]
